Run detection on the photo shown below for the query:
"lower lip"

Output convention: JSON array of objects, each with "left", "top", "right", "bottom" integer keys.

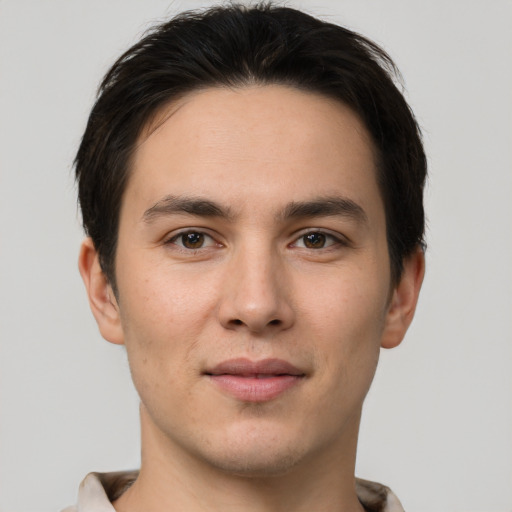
[{"left": 208, "top": 375, "right": 303, "bottom": 402}]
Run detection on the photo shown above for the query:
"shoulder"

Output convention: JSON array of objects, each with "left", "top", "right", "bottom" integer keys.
[
  {"left": 356, "top": 477, "right": 405, "bottom": 512},
  {"left": 61, "top": 471, "right": 138, "bottom": 512}
]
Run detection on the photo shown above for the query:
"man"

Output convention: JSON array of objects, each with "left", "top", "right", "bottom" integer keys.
[{"left": 70, "top": 3, "right": 425, "bottom": 511}]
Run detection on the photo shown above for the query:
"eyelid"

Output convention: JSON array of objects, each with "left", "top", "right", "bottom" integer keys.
[
  {"left": 161, "top": 227, "right": 349, "bottom": 250},
  {"left": 290, "top": 228, "right": 349, "bottom": 249},
  {"left": 164, "top": 228, "right": 221, "bottom": 249}
]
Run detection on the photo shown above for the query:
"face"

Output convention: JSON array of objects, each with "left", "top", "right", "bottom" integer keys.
[{"left": 82, "top": 85, "right": 422, "bottom": 477}]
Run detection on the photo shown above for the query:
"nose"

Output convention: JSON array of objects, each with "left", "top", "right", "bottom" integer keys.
[{"left": 217, "top": 246, "right": 295, "bottom": 335}]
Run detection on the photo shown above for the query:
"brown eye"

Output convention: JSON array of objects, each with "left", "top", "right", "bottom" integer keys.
[
  {"left": 303, "top": 232, "right": 326, "bottom": 248},
  {"left": 166, "top": 230, "right": 219, "bottom": 252},
  {"left": 181, "top": 232, "right": 205, "bottom": 249}
]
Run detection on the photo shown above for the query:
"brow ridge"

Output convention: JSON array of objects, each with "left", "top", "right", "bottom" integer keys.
[
  {"left": 142, "top": 195, "right": 232, "bottom": 222},
  {"left": 279, "top": 196, "right": 368, "bottom": 223},
  {"left": 142, "top": 194, "right": 367, "bottom": 225}
]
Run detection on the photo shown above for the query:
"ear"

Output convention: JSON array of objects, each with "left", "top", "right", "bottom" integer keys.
[
  {"left": 381, "top": 247, "right": 425, "bottom": 349},
  {"left": 78, "top": 238, "right": 124, "bottom": 345}
]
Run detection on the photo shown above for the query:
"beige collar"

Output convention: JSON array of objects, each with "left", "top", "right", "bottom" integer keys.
[{"left": 62, "top": 471, "right": 405, "bottom": 512}]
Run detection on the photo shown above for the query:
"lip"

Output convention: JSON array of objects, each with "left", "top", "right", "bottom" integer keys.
[{"left": 205, "top": 358, "right": 305, "bottom": 402}]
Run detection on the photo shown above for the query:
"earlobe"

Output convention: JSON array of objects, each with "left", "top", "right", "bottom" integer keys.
[
  {"left": 78, "top": 238, "right": 125, "bottom": 345},
  {"left": 381, "top": 247, "right": 425, "bottom": 349}
]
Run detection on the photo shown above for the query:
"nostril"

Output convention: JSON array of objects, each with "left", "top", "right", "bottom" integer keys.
[{"left": 229, "top": 318, "right": 281, "bottom": 327}]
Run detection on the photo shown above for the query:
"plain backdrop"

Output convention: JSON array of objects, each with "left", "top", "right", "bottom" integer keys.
[{"left": 1, "top": 1, "right": 511, "bottom": 511}]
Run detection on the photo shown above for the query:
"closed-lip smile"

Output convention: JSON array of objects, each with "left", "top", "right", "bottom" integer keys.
[{"left": 205, "top": 358, "right": 306, "bottom": 402}]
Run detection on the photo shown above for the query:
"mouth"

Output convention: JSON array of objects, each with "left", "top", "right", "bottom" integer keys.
[{"left": 204, "top": 358, "right": 306, "bottom": 402}]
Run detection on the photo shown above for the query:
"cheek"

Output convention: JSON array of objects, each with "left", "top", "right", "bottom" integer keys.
[
  {"left": 115, "top": 262, "right": 219, "bottom": 389},
  {"left": 301, "top": 262, "right": 389, "bottom": 340},
  {"left": 299, "top": 266, "right": 388, "bottom": 389},
  {"left": 118, "top": 256, "right": 218, "bottom": 332}
]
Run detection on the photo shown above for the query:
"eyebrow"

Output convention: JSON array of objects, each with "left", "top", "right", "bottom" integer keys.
[
  {"left": 142, "top": 194, "right": 367, "bottom": 225},
  {"left": 142, "top": 195, "right": 233, "bottom": 223},
  {"left": 279, "top": 196, "right": 368, "bottom": 224}
]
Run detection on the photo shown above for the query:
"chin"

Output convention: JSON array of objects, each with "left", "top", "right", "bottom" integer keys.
[
  {"left": 193, "top": 421, "right": 310, "bottom": 478},
  {"left": 205, "top": 445, "right": 304, "bottom": 478}
]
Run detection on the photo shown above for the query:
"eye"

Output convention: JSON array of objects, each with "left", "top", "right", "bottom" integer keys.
[
  {"left": 293, "top": 231, "right": 342, "bottom": 249},
  {"left": 167, "top": 230, "right": 217, "bottom": 250}
]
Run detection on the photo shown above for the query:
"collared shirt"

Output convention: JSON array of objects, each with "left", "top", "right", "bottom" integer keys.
[{"left": 62, "top": 471, "right": 405, "bottom": 512}]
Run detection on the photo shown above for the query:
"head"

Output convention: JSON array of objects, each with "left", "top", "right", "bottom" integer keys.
[
  {"left": 76, "top": 3, "right": 426, "bottom": 293},
  {"left": 77, "top": 3, "right": 426, "bottom": 479}
]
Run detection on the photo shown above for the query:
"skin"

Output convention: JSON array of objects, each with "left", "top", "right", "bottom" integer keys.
[{"left": 79, "top": 85, "right": 424, "bottom": 512}]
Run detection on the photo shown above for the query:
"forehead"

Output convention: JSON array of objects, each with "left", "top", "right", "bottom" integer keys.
[{"left": 125, "top": 85, "right": 382, "bottom": 221}]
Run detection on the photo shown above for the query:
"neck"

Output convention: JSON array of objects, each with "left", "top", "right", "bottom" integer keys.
[{"left": 113, "top": 406, "right": 365, "bottom": 512}]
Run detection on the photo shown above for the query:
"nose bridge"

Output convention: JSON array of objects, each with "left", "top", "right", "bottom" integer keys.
[{"left": 219, "top": 237, "right": 294, "bottom": 333}]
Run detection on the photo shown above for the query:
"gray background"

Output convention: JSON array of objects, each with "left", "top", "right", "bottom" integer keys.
[{"left": 1, "top": 1, "right": 511, "bottom": 510}]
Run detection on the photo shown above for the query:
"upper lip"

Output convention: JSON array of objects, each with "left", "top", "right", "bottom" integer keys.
[{"left": 206, "top": 358, "right": 305, "bottom": 377}]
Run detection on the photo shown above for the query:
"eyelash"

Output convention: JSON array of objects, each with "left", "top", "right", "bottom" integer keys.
[
  {"left": 164, "top": 230, "right": 220, "bottom": 251},
  {"left": 290, "top": 231, "right": 346, "bottom": 250},
  {"left": 164, "top": 229, "right": 347, "bottom": 252}
]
